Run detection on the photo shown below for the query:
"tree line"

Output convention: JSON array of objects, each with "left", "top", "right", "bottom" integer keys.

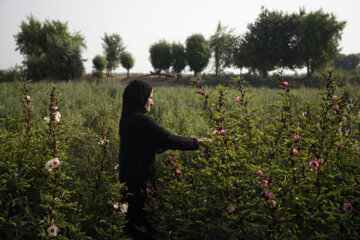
[{"left": 11, "top": 8, "right": 360, "bottom": 81}]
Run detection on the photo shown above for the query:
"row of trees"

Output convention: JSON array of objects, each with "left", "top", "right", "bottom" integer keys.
[
  {"left": 149, "top": 8, "right": 347, "bottom": 77},
  {"left": 14, "top": 16, "right": 134, "bottom": 81},
  {"left": 14, "top": 8, "right": 353, "bottom": 80}
]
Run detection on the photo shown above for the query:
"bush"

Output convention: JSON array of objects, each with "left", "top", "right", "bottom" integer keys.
[{"left": 145, "top": 70, "right": 360, "bottom": 239}]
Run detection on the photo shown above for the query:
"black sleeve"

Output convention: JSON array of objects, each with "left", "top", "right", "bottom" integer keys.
[
  {"left": 158, "top": 131, "right": 199, "bottom": 151},
  {"left": 146, "top": 116, "right": 199, "bottom": 151}
]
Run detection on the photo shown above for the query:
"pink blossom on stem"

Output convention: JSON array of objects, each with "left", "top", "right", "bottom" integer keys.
[
  {"left": 343, "top": 202, "right": 353, "bottom": 213},
  {"left": 337, "top": 143, "right": 343, "bottom": 150},
  {"left": 201, "top": 147, "right": 207, "bottom": 153},
  {"left": 114, "top": 164, "right": 119, "bottom": 170},
  {"left": 332, "top": 95, "right": 338, "bottom": 101},
  {"left": 220, "top": 129, "right": 227, "bottom": 136},
  {"left": 291, "top": 148, "right": 299, "bottom": 154},
  {"left": 167, "top": 155, "right": 173, "bottom": 161},
  {"left": 146, "top": 188, "right": 152, "bottom": 194},
  {"left": 260, "top": 179, "right": 268, "bottom": 187},
  {"left": 236, "top": 96, "right": 241, "bottom": 102},
  {"left": 317, "top": 158, "right": 324, "bottom": 164},
  {"left": 228, "top": 204, "right": 236, "bottom": 214},
  {"left": 301, "top": 111, "right": 308, "bottom": 117},
  {"left": 213, "top": 130, "right": 220, "bottom": 135},
  {"left": 282, "top": 81, "right": 288, "bottom": 87},
  {"left": 309, "top": 160, "right": 319, "bottom": 170},
  {"left": 199, "top": 89, "right": 205, "bottom": 95},
  {"left": 256, "top": 170, "right": 263, "bottom": 176},
  {"left": 294, "top": 135, "right": 300, "bottom": 142},
  {"left": 269, "top": 200, "right": 276, "bottom": 206},
  {"left": 265, "top": 191, "right": 273, "bottom": 199},
  {"left": 175, "top": 169, "right": 181, "bottom": 175}
]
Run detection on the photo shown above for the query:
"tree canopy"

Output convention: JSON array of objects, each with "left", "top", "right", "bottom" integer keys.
[
  {"left": 171, "top": 42, "right": 187, "bottom": 77},
  {"left": 14, "top": 15, "right": 86, "bottom": 80},
  {"left": 332, "top": 53, "right": 360, "bottom": 71},
  {"left": 149, "top": 40, "right": 172, "bottom": 74},
  {"left": 186, "top": 34, "right": 211, "bottom": 76},
  {"left": 102, "top": 33, "right": 125, "bottom": 74}
]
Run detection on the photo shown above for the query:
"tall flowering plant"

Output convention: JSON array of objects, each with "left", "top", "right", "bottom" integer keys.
[{"left": 146, "top": 71, "right": 360, "bottom": 239}]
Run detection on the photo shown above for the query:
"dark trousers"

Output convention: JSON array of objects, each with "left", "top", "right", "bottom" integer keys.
[{"left": 126, "top": 192, "right": 153, "bottom": 240}]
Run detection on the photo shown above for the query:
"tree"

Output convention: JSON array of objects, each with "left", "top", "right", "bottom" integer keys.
[
  {"left": 209, "top": 22, "right": 238, "bottom": 76},
  {"left": 186, "top": 34, "right": 211, "bottom": 76},
  {"left": 102, "top": 33, "right": 125, "bottom": 74},
  {"left": 92, "top": 55, "right": 107, "bottom": 79},
  {"left": 14, "top": 15, "right": 86, "bottom": 80},
  {"left": 149, "top": 40, "right": 172, "bottom": 75},
  {"left": 171, "top": 42, "right": 186, "bottom": 77},
  {"left": 295, "top": 9, "right": 346, "bottom": 77},
  {"left": 120, "top": 51, "right": 135, "bottom": 79},
  {"left": 238, "top": 8, "right": 300, "bottom": 77},
  {"left": 332, "top": 53, "right": 360, "bottom": 71}
]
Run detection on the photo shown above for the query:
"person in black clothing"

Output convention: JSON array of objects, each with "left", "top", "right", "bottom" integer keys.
[{"left": 119, "top": 79, "right": 206, "bottom": 240}]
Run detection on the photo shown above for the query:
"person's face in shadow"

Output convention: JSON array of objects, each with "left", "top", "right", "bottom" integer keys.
[{"left": 145, "top": 89, "right": 153, "bottom": 112}]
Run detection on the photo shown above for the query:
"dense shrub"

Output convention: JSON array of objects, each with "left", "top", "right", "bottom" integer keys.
[{"left": 146, "top": 70, "right": 360, "bottom": 239}]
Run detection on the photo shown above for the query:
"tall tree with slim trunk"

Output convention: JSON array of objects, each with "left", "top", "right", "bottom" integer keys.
[
  {"left": 210, "top": 22, "right": 238, "bottom": 76},
  {"left": 149, "top": 40, "right": 172, "bottom": 75},
  {"left": 102, "top": 33, "right": 125, "bottom": 74},
  {"left": 120, "top": 51, "right": 134, "bottom": 79}
]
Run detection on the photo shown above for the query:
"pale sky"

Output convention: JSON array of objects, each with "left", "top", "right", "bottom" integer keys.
[{"left": 0, "top": 0, "right": 359, "bottom": 74}]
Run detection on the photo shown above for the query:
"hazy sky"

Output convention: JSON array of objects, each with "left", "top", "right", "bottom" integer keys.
[{"left": 0, "top": 0, "right": 359, "bottom": 74}]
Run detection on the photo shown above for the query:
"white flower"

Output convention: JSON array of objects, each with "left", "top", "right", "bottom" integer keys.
[
  {"left": 45, "top": 160, "right": 52, "bottom": 171},
  {"left": 44, "top": 116, "right": 50, "bottom": 124},
  {"left": 45, "top": 158, "right": 61, "bottom": 170},
  {"left": 121, "top": 203, "right": 128, "bottom": 213},
  {"left": 113, "top": 202, "right": 120, "bottom": 211},
  {"left": 47, "top": 225, "right": 58, "bottom": 237},
  {"left": 26, "top": 95, "right": 31, "bottom": 102},
  {"left": 50, "top": 157, "right": 61, "bottom": 168},
  {"left": 114, "top": 164, "right": 119, "bottom": 170},
  {"left": 98, "top": 137, "right": 109, "bottom": 146},
  {"left": 54, "top": 111, "right": 61, "bottom": 122}
]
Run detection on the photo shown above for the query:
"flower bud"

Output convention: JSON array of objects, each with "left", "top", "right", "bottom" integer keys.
[{"left": 282, "top": 81, "right": 288, "bottom": 87}]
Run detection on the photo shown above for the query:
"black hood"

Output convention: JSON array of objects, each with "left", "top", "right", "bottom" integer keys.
[{"left": 121, "top": 79, "right": 152, "bottom": 117}]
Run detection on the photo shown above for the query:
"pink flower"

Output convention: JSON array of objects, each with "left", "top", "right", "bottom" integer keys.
[
  {"left": 146, "top": 188, "right": 152, "bottom": 194},
  {"left": 235, "top": 145, "right": 239, "bottom": 151},
  {"left": 114, "top": 164, "right": 119, "bottom": 170},
  {"left": 236, "top": 96, "right": 241, "bottom": 102},
  {"left": 175, "top": 169, "right": 181, "bottom": 175},
  {"left": 265, "top": 191, "right": 273, "bottom": 199},
  {"left": 269, "top": 200, "right": 276, "bottom": 206},
  {"left": 337, "top": 143, "right": 343, "bottom": 150},
  {"left": 199, "top": 89, "right": 205, "bottom": 95},
  {"left": 228, "top": 204, "right": 236, "bottom": 214},
  {"left": 260, "top": 179, "right": 268, "bottom": 187},
  {"left": 213, "top": 130, "right": 220, "bottom": 135},
  {"left": 332, "top": 95, "right": 338, "bottom": 101},
  {"left": 282, "top": 81, "right": 288, "bottom": 87},
  {"left": 343, "top": 202, "right": 353, "bottom": 213},
  {"left": 167, "top": 155, "right": 173, "bottom": 161},
  {"left": 309, "top": 160, "right": 319, "bottom": 170},
  {"left": 317, "top": 158, "right": 324, "bottom": 164},
  {"left": 301, "top": 111, "right": 308, "bottom": 117},
  {"left": 294, "top": 135, "right": 300, "bottom": 142},
  {"left": 220, "top": 129, "right": 227, "bottom": 136},
  {"left": 153, "top": 205, "right": 159, "bottom": 211},
  {"left": 201, "top": 147, "right": 207, "bottom": 153},
  {"left": 291, "top": 148, "right": 299, "bottom": 154},
  {"left": 256, "top": 170, "right": 263, "bottom": 176},
  {"left": 113, "top": 203, "right": 120, "bottom": 212}
]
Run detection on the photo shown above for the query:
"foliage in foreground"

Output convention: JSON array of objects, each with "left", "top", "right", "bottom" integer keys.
[
  {"left": 146, "top": 70, "right": 360, "bottom": 239},
  {"left": 0, "top": 71, "right": 359, "bottom": 239}
]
